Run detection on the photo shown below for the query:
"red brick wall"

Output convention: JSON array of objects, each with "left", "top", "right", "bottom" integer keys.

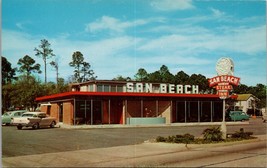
[
  {"left": 63, "top": 101, "right": 74, "bottom": 125},
  {"left": 50, "top": 104, "right": 59, "bottom": 122},
  {"left": 40, "top": 106, "right": 47, "bottom": 113}
]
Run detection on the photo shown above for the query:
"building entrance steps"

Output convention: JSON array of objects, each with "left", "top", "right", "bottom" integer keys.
[{"left": 3, "top": 135, "right": 266, "bottom": 167}]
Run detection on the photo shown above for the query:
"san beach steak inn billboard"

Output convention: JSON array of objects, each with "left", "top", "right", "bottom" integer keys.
[{"left": 209, "top": 57, "right": 240, "bottom": 98}]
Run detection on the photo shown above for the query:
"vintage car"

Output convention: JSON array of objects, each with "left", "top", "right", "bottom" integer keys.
[
  {"left": 11, "top": 112, "right": 57, "bottom": 130},
  {"left": 229, "top": 111, "right": 250, "bottom": 121},
  {"left": 2, "top": 110, "right": 27, "bottom": 125}
]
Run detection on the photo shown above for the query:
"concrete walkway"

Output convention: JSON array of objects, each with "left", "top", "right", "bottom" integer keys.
[
  {"left": 2, "top": 135, "right": 266, "bottom": 167},
  {"left": 59, "top": 121, "right": 249, "bottom": 129}
]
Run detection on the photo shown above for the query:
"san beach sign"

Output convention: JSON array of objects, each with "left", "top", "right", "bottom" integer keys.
[
  {"left": 126, "top": 82, "right": 199, "bottom": 94},
  {"left": 209, "top": 57, "right": 240, "bottom": 99}
]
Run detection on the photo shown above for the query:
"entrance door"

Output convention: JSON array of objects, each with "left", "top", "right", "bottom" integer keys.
[{"left": 59, "top": 103, "right": 63, "bottom": 122}]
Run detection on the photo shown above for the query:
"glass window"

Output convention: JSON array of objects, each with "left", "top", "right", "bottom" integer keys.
[
  {"left": 97, "top": 85, "right": 103, "bottom": 92},
  {"left": 111, "top": 86, "right": 116, "bottom": 92},
  {"left": 117, "top": 86, "right": 123, "bottom": 92},
  {"left": 104, "top": 85, "right": 110, "bottom": 92},
  {"left": 89, "top": 85, "right": 94, "bottom": 91}
]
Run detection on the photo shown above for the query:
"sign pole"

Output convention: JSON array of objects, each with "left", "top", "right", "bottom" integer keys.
[{"left": 221, "top": 99, "right": 227, "bottom": 139}]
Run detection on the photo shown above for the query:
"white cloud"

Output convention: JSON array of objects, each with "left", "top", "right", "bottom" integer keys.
[
  {"left": 2, "top": 21, "right": 265, "bottom": 85},
  {"left": 85, "top": 16, "right": 147, "bottom": 33},
  {"left": 210, "top": 8, "right": 225, "bottom": 17},
  {"left": 150, "top": 0, "right": 195, "bottom": 11},
  {"left": 138, "top": 24, "right": 266, "bottom": 56}
]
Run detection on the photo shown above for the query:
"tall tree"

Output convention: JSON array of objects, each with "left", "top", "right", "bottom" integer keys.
[
  {"left": 188, "top": 74, "right": 209, "bottom": 93},
  {"left": 69, "top": 51, "right": 84, "bottom": 83},
  {"left": 17, "top": 55, "right": 41, "bottom": 78},
  {"left": 2, "top": 56, "right": 16, "bottom": 85},
  {"left": 69, "top": 51, "right": 96, "bottom": 83},
  {"left": 112, "top": 75, "right": 131, "bottom": 81},
  {"left": 148, "top": 71, "right": 161, "bottom": 83},
  {"left": 159, "top": 65, "right": 175, "bottom": 83},
  {"left": 134, "top": 68, "right": 148, "bottom": 82},
  {"left": 34, "top": 39, "right": 55, "bottom": 84},
  {"left": 11, "top": 76, "right": 44, "bottom": 111},
  {"left": 175, "top": 71, "right": 190, "bottom": 84}
]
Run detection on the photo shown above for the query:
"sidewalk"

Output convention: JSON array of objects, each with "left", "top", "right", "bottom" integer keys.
[
  {"left": 2, "top": 135, "right": 266, "bottom": 167},
  {"left": 58, "top": 121, "right": 249, "bottom": 129}
]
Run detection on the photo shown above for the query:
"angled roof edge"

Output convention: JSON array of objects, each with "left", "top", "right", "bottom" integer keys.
[
  {"left": 236, "top": 94, "right": 259, "bottom": 101},
  {"left": 35, "top": 91, "right": 224, "bottom": 102}
]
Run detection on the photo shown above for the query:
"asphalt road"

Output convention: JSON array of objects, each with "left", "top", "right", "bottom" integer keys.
[
  {"left": 2, "top": 118, "right": 266, "bottom": 158},
  {"left": 164, "top": 140, "right": 267, "bottom": 167}
]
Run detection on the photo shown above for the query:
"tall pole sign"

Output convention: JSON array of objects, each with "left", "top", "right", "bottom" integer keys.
[{"left": 208, "top": 57, "right": 240, "bottom": 139}]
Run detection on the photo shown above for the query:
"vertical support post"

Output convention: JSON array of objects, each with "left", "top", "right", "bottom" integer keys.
[
  {"left": 91, "top": 99, "right": 93, "bottom": 125},
  {"left": 170, "top": 100, "right": 172, "bottom": 123},
  {"left": 221, "top": 99, "right": 227, "bottom": 139},
  {"left": 185, "top": 101, "right": 187, "bottom": 123},
  {"left": 108, "top": 99, "right": 110, "bottom": 124},
  {"left": 156, "top": 100, "right": 158, "bottom": 117},
  {"left": 85, "top": 100, "right": 87, "bottom": 122},
  {"left": 124, "top": 100, "right": 127, "bottom": 125},
  {"left": 74, "top": 98, "right": 76, "bottom": 126},
  {"left": 141, "top": 99, "right": 143, "bottom": 117},
  {"left": 198, "top": 101, "right": 200, "bottom": 122}
]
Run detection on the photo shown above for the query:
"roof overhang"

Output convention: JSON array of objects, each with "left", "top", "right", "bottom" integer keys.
[{"left": 35, "top": 91, "right": 230, "bottom": 102}]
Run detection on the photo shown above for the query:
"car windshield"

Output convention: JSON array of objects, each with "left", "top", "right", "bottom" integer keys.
[
  {"left": 22, "top": 114, "right": 35, "bottom": 117},
  {"left": 2, "top": 112, "right": 11, "bottom": 116}
]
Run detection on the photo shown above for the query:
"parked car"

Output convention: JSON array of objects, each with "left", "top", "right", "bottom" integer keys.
[
  {"left": 11, "top": 112, "right": 57, "bottom": 130},
  {"left": 2, "top": 110, "right": 27, "bottom": 125},
  {"left": 229, "top": 111, "right": 250, "bottom": 121}
]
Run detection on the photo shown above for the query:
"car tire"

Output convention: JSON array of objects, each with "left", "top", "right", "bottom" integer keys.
[
  {"left": 17, "top": 125, "right": 22, "bottom": 130},
  {"left": 32, "top": 123, "right": 39, "bottom": 130},
  {"left": 50, "top": 121, "right": 56, "bottom": 128}
]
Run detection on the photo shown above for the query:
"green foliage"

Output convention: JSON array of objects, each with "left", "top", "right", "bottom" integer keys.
[
  {"left": 231, "top": 128, "right": 253, "bottom": 139},
  {"left": 156, "top": 134, "right": 195, "bottom": 144},
  {"left": 69, "top": 51, "right": 96, "bottom": 83},
  {"left": 155, "top": 128, "right": 254, "bottom": 145},
  {"left": 174, "top": 134, "right": 195, "bottom": 144},
  {"left": 2, "top": 56, "right": 17, "bottom": 85},
  {"left": 113, "top": 75, "right": 131, "bottom": 81},
  {"left": 134, "top": 68, "right": 148, "bottom": 82},
  {"left": 10, "top": 76, "right": 44, "bottom": 110},
  {"left": 202, "top": 126, "right": 223, "bottom": 142},
  {"left": 156, "top": 136, "right": 166, "bottom": 142},
  {"left": 17, "top": 55, "right": 41, "bottom": 78},
  {"left": 34, "top": 39, "right": 55, "bottom": 84},
  {"left": 233, "top": 84, "right": 266, "bottom": 109}
]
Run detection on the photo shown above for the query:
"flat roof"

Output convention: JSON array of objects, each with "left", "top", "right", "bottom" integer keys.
[{"left": 35, "top": 91, "right": 230, "bottom": 102}]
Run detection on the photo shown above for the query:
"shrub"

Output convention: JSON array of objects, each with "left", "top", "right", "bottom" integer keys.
[
  {"left": 174, "top": 134, "right": 195, "bottom": 144},
  {"left": 202, "top": 126, "right": 223, "bottom": 142},
  {"left": 231, "top": 128, "right": 253, "bottom": 139},
  {"left": 166, "top": 136, "right": 176, "bottom": 143},
  {"left": 156, "top": 136, "right": 166, "bottom": 142},
  {"left": 156, "top": 134, "right": 195, "bottom": 144}
]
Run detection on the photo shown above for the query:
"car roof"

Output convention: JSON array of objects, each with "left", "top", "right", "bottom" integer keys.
[
  {"left": 8, "top": 110, "right": 27, "bottom": 113},
  {"left": 23, "top": 112, "right": 46, "bottom": 115}
]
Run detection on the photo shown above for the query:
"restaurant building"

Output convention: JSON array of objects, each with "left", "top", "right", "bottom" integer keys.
[{"left": 36, "top": 80, "right": 235, "bottom": 126}]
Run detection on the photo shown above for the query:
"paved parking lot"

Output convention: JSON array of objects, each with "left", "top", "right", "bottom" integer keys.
[{"left": 2, "top": 118, "right": 266, "bottom": 158}]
